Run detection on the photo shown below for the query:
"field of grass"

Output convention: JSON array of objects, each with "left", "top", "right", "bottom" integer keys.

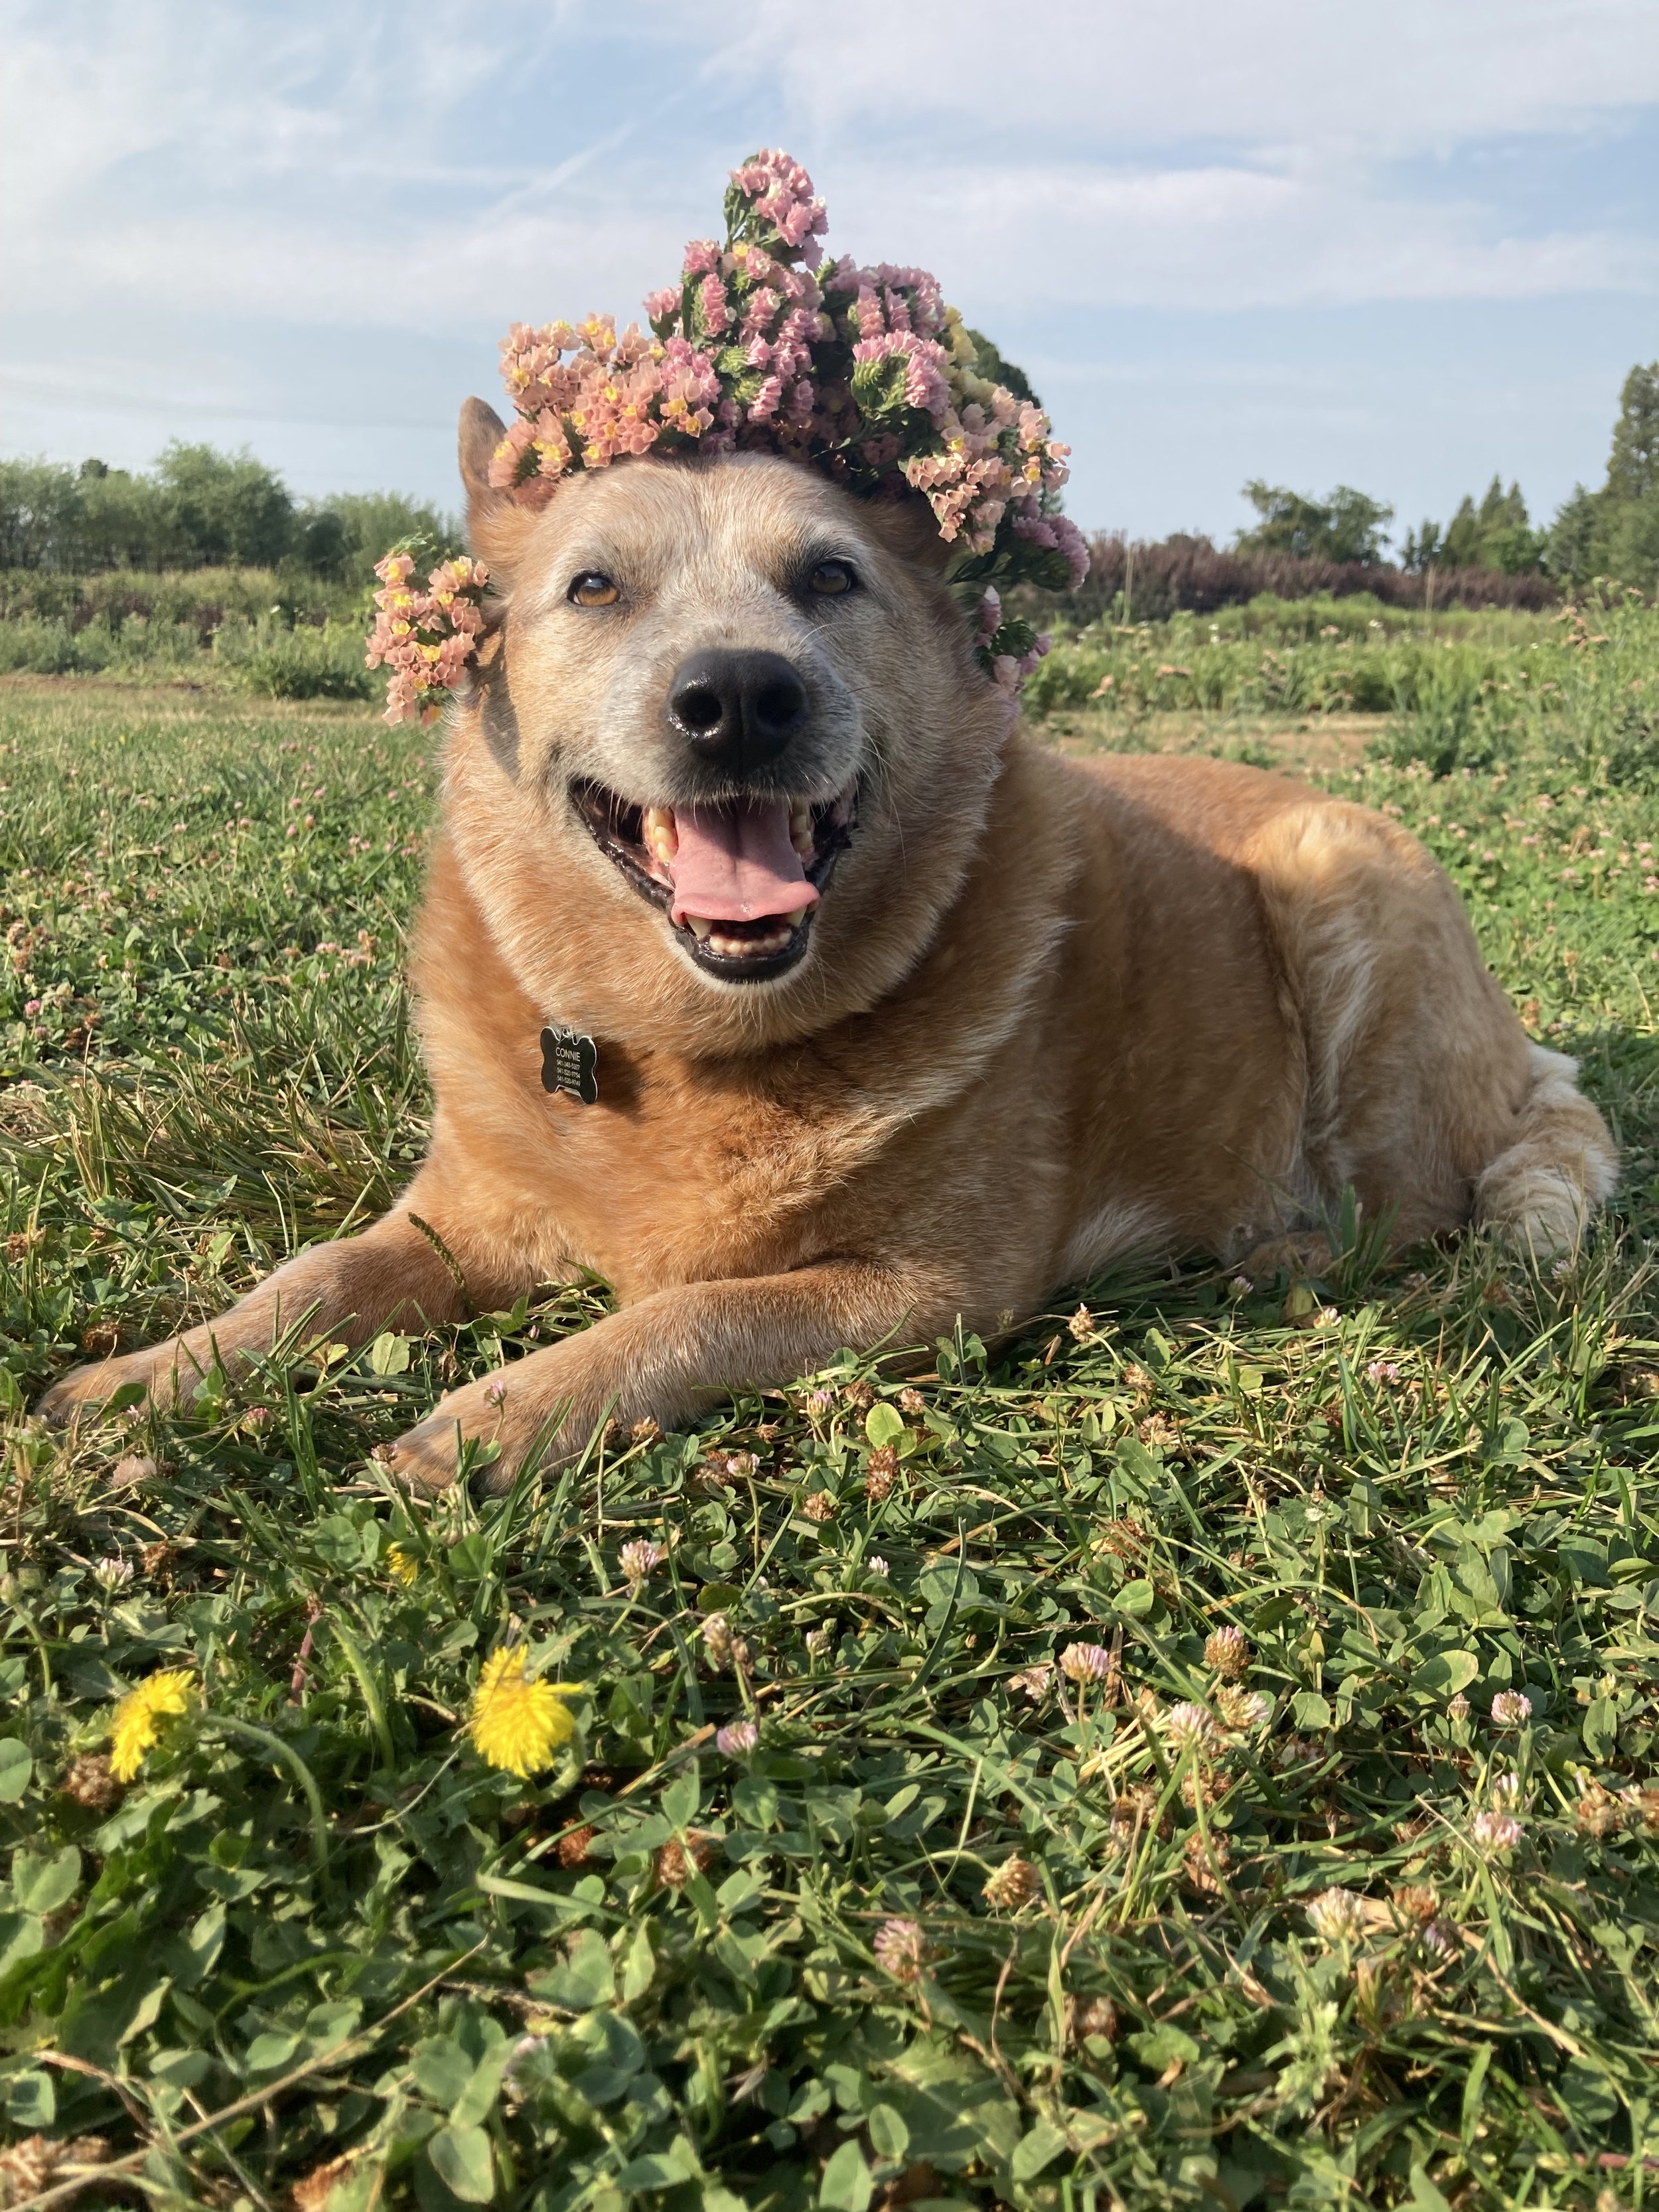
[{"left": 0, "top": 602, "right": 1656, "bottom": 2212}]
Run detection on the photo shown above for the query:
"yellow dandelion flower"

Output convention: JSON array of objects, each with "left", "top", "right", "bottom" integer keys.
[
  {"left": 109, "top": 1667, "right": 197, "bottom": 1782},
  {"left": 386, "top": 1542, "right": 419, "bottom": 1586},
  {"left": 467, "top": 1651, "right": 585, "bottom": 1779}
]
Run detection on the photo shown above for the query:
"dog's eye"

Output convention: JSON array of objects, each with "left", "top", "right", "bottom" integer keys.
[
  {"left": 806, "top": 559, "right": 856, "bottom": 598},
  {"left": 569, "top": 572, "right": 620, "bottom": 607}
]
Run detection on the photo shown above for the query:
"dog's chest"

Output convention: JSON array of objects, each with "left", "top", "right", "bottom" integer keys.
[{"left": 534, "top": 1053, "right": 894, "bottom": 1288}]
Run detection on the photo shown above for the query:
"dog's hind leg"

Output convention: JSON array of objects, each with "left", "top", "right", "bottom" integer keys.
[
  {"left": 1474, "top": 1044, "right": 1619, "bottom": 1256},
  {"left": 38, "top": 1200, "right": 499, "bottom": 1426},
  {"left": 1248, "top": 798, "right": 1616, "bottom": 1254}
]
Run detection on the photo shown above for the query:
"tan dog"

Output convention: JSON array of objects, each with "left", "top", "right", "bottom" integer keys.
[{"left": 42, "top": 402, "right": 1618, "bottom": 1486}]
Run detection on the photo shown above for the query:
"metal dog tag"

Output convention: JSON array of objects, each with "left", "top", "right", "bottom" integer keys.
[{"left": 540, "top": 1025, "right": 599, "bottom": 1105}]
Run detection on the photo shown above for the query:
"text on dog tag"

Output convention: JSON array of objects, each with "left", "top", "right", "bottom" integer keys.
[{"left": 540, "top": 1025, "right": 599, "bottom": 1105}]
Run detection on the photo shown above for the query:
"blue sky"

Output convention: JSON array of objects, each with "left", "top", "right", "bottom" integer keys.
[{"left": 3, "top": 0, "right": 1656, "bottom": 546}]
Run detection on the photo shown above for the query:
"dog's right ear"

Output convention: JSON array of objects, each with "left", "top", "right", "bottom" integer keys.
[{"left": 459, "top": 398, "right": 538, "bottom": 581}]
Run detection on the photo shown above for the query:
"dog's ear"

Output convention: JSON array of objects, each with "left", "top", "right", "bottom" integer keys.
[
  {"left": 857, "top": 485, "right": 954, "bottom": 576},
  {"left": 459, "top": 398, "right": 537, "bottom": 581}
]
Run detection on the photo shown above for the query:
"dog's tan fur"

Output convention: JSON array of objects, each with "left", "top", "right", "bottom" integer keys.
[{"left": 42, "top": 406, "right": 1618, "bottom": 1483}]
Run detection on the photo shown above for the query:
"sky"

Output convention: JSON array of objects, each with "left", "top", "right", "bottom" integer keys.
[{"left": 3, "top": 0, "right": 1658, "bottom": 548}]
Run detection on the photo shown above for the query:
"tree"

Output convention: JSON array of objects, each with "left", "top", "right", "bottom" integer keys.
[
  {"left": 1237, "top": 481, "right": 1394, "bottom": 565},
  {"left": 151, "top": 443, "right": 294, "bottom": 568},
  {"left": 294, "top": 491, "right": 461, "bottom": 582},
  {"left": 1546, "top": 362, "right": 1659, "bottom": 588},
  {"left": 1606, "top": 362, "right": 1659, "bottom": 504}
]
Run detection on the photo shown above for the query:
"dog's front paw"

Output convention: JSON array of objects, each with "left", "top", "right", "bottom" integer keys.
[
  {"left": 380, "top": 1363, "right": 605, "bottom": 1496},
  {"left": 38, "top": 1348, "right": 177, "bottom": 1428}
]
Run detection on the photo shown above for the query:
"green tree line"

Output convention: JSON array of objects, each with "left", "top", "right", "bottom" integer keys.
[
  {"left": 1238, "top": 360, "right": 1659, "bottom": 589},
  {"left": 0, "top": 443, "right": 456, "bottom": 581}
]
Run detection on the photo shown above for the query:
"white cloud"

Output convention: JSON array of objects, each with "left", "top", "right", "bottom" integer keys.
[{"left": 1, "top": 0, "right": 1654, "bottom": 526}]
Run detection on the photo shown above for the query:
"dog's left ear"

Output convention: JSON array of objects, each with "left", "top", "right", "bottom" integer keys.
[
  {"left": 857, "top": 486, "right": 954, "bottom": 577},
  {"left": 459, "top": 398, "right": 538, "bottom": 583}
]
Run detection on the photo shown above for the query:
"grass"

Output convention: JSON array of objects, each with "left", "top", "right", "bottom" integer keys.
[{"left": 0, "top": 607, "right": 1656, "bottom": 2212}]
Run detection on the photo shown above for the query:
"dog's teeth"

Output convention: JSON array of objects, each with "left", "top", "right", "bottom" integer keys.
[
  {"left": 643, "top": 804, "right": 678, "bottom": 867},
  {"left": 686, "top": 915, "right": 713, "bottom": 941},
  {"left": 785, "top": 907, "right": 808, "bottom": 928},
  {"left": 788, "top": 800, "right": 814, "bottom": 859}
]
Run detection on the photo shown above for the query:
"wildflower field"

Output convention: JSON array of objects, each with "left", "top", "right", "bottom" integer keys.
[{"left": 1, "top": 596, "right": 1657, "bottom": 2212}]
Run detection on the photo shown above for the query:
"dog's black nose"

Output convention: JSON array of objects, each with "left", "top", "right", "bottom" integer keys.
[{"left": 668, "top": 648, "right": 808, "bottom": 774}]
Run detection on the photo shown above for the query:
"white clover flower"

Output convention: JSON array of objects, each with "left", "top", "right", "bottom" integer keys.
[
  {"left": 1490, "top": 1690, "right": 1532, "bottom": 1728},
  {"left": 1058, "top": 1643, "right": 1113, "bottom": 1684},
  {"left": 1306, "top": 1887, "right": 1367, "bottom": 1943},
  {"left": 619, "top": 1539, "right": 662, "bottom": 1589},
  {"left": 92, "top": 1555, "right": 134, "bottom": 1593},
  {"left": 1163, "top": 1702, "right": 1218, "bottom": 1753},
  {"left": 1471, "top": 1809, "right": 1524, "bottom": 1852},
  {"left": 715, "top": 1718, "right": 759, "bottom": 1757}
]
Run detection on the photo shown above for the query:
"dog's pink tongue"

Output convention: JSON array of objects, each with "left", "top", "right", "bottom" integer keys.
[{"left": 668, "top": 798, "right": 819, "bottom": 925}]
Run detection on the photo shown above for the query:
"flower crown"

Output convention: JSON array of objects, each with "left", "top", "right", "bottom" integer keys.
[{"left": 368, "top": 149, "right": 1088, "bottom": 725}]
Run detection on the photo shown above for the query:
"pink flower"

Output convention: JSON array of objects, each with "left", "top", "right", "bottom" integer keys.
[
  {"left": 1058, "top": 1643, "right": 1113, "bottom": 1684},
  {"left": 1472, "top": 1810, "right": 1524, "bottom": 1852},
  {"left": 716, "top": 1718, "right": 759, "bottom": 1756},
  {"left": 371, "top": 147, "right": 1089, "bottom": 710},
  {"left": 699, "top": 273, "right": 730, "bottom": 337}
]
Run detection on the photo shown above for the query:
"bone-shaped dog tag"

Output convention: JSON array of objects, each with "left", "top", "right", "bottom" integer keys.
[{"left": 540, "top": 1025, "right": 599, "bottom": 1105}]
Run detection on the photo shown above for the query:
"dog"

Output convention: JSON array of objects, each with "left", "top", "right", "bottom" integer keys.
[{"left": 42, "top": 398, "right": 1619, "bottom": 1487}]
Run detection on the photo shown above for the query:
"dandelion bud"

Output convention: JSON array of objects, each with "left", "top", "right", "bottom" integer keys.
[
  {"left": 872, "top": 1917, "right": 930, "bottom": 1982},
  {"left": 1490, "top": 1690, "right": 1532, "bottom": 1728},
  {"left": 1307, "top": 1887, "right": 1367, "bottom": 1944},
  {"left": 1204, "top": 1627, "right": 1248, "bottom": 1678},
  {"left": 1471, "top": 1809, "right": 1524, "bottom": 1852},
  {"left": 1059, "top": 1642, "right": 1113, "bottom": 1684},
  {"left": 716, "top": 1718, "right": 759, "bottom": 1757},
  {"left": 620, "top": 1539, "right": 662, "bottom": 1589},
  {"left": 981, "top": 1855, "right": 1042, "bottom": 1910}
]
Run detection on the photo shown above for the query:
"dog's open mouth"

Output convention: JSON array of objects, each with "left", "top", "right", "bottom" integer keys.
[{"left": 572, "top": 777, "right": 857, "bottom": 980}]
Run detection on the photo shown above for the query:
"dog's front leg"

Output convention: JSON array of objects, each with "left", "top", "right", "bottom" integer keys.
[
  {"left": 385, "top": 1257, "right": 956, "bottom": 1494},
  {"left": 38, "top": 1205, "right": 490, "bottom": 1426}
]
